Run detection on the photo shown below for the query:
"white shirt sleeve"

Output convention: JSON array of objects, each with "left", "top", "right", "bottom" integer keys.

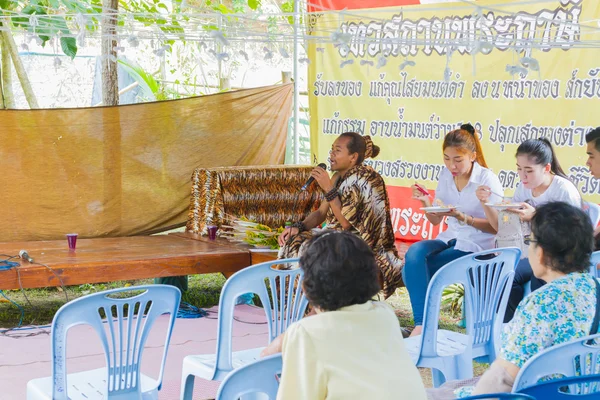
[{"left": 554, "top": 178, "right": 582, "bottom": 208}]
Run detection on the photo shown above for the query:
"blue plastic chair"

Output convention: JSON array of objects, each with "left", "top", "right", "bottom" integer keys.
[
  {"left": 585, "top": 201, "right": 600, "bottom": 228},
  {"left": 215, "top": 353, "right": 282, "bottom": 400},
  {"left": 404, "top": 248, "right": 521, "bottom": 387},
  {"left": 519, "top": 374, "right": 600, "bottom": 398},
  {"left": 589, "top": 251, "right": 600, "bottom": 277},
  {"left": 514, "top": 333, "right": 600, "bottom": 393},
  {"left": 461, "top": 393, "right": 535, "bottom": 400},
  {"left": 26, "top": 285, "right": 181, "bottom": 400},
  {"left": 180, "top": 258, "right": 308, "bottom": 400}
]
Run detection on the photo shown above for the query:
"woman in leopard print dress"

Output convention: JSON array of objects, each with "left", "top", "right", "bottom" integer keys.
[{"left": 278, "top": 132, "right": 403, "bottom": 298}]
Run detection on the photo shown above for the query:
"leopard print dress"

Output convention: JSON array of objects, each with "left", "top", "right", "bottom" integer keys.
[{"left": 279, "top": 164, "right": 404, "bottom": 298}]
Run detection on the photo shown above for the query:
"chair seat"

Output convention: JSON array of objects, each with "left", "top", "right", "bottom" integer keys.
[
  {"left": 404, "top": 329, "right": 471, "bottom": 363},
  {"left": 27, "top": 368, "right": 159, "bottom": 400},
  {"left": 182, "top": 347, "right": 266, "bottom": 382}
]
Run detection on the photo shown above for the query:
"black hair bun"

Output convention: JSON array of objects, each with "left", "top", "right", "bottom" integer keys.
[{"left": 460, "top": 123, "right": 475, "bottom": 135}]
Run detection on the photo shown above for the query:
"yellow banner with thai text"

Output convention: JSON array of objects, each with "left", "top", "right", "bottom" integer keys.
[{"left": 308, "top": 0, "right": 600, "bottom": 241}]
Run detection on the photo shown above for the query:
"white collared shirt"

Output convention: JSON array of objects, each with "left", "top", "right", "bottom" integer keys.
[{"left": 435, "top": 162, "right": 504, "bottom": 253}]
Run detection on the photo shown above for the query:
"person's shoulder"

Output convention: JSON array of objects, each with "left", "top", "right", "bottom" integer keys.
[
  {"left": 477, "top": 165, "right": 503, "bottom": 188},
  {"left": 477, "top": 165, "right": 500, "bottom": 180},
  {"left": 553, "top": 175, "right": 580, "bottom": 193}
]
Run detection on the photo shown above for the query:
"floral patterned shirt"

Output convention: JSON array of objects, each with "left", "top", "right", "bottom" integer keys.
[{"left": 455, "top": 272, "right": 598, "bottom": 398}]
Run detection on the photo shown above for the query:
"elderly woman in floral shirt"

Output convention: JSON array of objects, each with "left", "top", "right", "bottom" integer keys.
[{"left": 447, "top": 201, "right": 599, "bottom": 398}]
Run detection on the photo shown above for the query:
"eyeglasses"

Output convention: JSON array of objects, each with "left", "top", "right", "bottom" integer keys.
[{"left": 523, "top": 234, "right": 537, "bottom": 246}]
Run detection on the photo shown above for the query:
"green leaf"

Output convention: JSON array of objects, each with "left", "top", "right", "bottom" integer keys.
[
  {"left": 117, "top": 59, "right": 159, "bottom": 101},
  {"left": 0, "top": 0, "right": 13, "bottom": 10},
  {"left": 60, "top": 36, "right": 77, "bottom": 59},
  {"left": 248, "top": 0, "right": 260, "bottom": 10}
]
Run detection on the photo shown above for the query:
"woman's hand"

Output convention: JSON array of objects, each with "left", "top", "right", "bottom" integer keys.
[
  {"left": 411, "top": 183, "right": 431, "bottom": 204},
  {"left": 508, "top": 202, "right": 536, "bottom": 221},
  {"left": 278, "top": 227, "right": 299, "bottom": 246},
  {"left": 476, "top": 185, "right": 492, "bottom": 203},
  {"left": 310, "top": 166, "right": 334, "bottom": 193}
]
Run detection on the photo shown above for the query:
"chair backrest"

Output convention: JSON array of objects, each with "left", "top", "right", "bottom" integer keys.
[
  {"left": 213, "top": 258, "right": 309, "bottom": 375},
  {"left": 514, "top": 333, "right": 600, "bottom": 392},
  {"left": 51, "top": 285, "right": 181, "bottom": 400},
  {"left": 420, "top": 248, "right": 521, "bottom": 362},
  {"left": 215, "top": 353, "right": 282, "bottom": 400},
  {"left": 461, "top": 393, "right": 535, "bottom": 400},
  {"left": 518, "top": 374, "right": 600, "bottom": 398},
  {"left": 590, "top": 251, "right": 600, "bottom": 277},
  {"left": 585, "top": 201, "right": 600, "bottom": 228}
]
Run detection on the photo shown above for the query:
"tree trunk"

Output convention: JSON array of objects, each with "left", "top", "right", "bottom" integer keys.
[
  {"left": 0, "top": 30, "right": 38, "bottom": 109},
  {"left": 0, "top": 36, "right": 7, "bottom": 109},
  {"left": 101, "top": 0, "right": 119, "bottom": 106}
]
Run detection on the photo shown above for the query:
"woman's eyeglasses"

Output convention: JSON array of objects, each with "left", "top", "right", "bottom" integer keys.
[{"left": 523, "top": 234, "right": 537, "bottom": 246}]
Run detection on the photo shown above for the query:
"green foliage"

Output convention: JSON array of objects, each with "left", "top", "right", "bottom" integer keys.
[
  {"left": 441, "top": 283, "right": 465, "bottom": 316},
  {"left": 117, "top": 59, "right": 160, "bottom": 100},
  {"left": 247, "top": 0, "right": 261, "bottom": 11}
]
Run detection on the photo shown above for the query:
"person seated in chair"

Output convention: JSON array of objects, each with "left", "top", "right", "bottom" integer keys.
[
  {"left": 429, "top": 202, "right": 598, "bottom": 399},
  {"left": 262, "top": 230, "right": 426, "bottom": 400},
  {"left": 277, "top": 132, "right": 403, "bottom": 298}
]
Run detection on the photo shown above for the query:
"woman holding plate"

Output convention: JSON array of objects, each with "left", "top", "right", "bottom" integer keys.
[
  {"left": 476, "top": 138, "right": 581, "bottom": 322},
  {"left": 404, "top": 124, "right": 503, "bottom": 337}
]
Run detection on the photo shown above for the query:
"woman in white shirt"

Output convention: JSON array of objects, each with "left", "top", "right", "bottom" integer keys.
[
  {"left": 405, "top": 124, "right": 503, "bottom": 337},
  {"left": 476, "top": 137, "right": 581, "bottom": 322}
]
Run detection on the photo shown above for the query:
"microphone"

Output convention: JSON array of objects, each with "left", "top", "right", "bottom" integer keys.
[
  {"left": 19, "top": 250, "right": 34, "bottom": 263},
  {"left": 301, "top": 163, "right": 328, "bottom": 191}
]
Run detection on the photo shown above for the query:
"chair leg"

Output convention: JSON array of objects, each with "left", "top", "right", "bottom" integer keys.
[
  {"left": 180, "top": 374, "right": 195, "bottom": 400},
  {"left": 431, "top": 368, "right": 447, "bottom": 388}
]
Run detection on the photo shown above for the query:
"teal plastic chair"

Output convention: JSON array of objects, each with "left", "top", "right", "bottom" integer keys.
[
  {"left": 585, "top": 201, "right": 600, "bottom": 228},
  {"left": 26, "top": 285, "right": 181, "bottom": 400},
  {"left": 519, "top": 374, "right": 600, "bottom": 398},
  {"left": 404, "top": 248, "right": 521, "bottom": 387},
  {"left": 590, "top": 251, "right": 600, "bottom": 277},
  {"left": 514, "top": 333, "right": 600, "bottom": 394},
  {"left": 216, "top": 354, "right": 282, "bottom": 400},
  {"left": 462, "top": 394, "right": 535, "bottom": 399},
  {"left": 180, "top": 258, "right": 308, "bottom": 400}
]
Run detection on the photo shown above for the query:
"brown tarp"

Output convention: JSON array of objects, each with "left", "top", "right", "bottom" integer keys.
[{"left": 0, "top": 84, "right": 293, "bottom": 241}]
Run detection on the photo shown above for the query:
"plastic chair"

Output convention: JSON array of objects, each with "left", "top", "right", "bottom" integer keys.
[
  {"left": 404, "top": 248, "right": 521, "bottom": 387},
  {"left": 215, "top": 353, "right": 282, "bottom": 400},
  {"left": 585, "top": 201, "right": 600, "bottom": 228},
  {"left": 514, "top": 333, "right": 600, "bottom": 393},
  {"left": 590, "top": 251, "right": 600, "bottom": 277},
  {"left": 519, "top": 374, "right": 600, "bottom": 398},
  {"left": 461, "top": 393, "right": 535, "bottom": 400},
  {"left": 180, "top": 258, "right": 308, "bottom": 400},
  {"left": 27, "top": 285, "right": 181, "bottom": 400}
]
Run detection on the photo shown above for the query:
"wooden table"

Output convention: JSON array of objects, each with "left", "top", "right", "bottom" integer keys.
[
  {"left": 170, "top": 232, "right": 279, "bottom": 265},
  {"left": 0, "top": 235, "right": 251, "bottom": 290}
]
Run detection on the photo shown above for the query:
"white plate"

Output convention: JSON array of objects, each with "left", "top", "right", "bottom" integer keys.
[
  {"left": 235, "top": 221, "right": 259, "bottom": 227},
  {"left": 253, "top": 244, "right": 274, "bottom": 249},
  {"left": 485, "top": 203, "right": 523, "bottom": 210},
  {"left": 420, "top": 206, "right": 459, "bottom": 213}
]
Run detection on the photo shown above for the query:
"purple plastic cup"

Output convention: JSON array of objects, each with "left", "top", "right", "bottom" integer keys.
[
  {"left": 207, "top": 225, "right": 218, "bottom": 240},
  {"left": 66, "top": 233, "right": 78, "bottom": 250}
]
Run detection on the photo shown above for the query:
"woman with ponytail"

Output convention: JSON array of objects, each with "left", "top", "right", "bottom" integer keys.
[
  {"left": 277, "top": 132, "right": 404, "bottom": 299},
  {"left": 404, "top": 124, "right": 503, "bottom": 337},
  {"left": 476, "top": 137, "right": 581, "bottom": 322}
]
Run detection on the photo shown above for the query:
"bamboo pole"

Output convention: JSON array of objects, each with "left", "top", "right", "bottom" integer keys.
[{"left": 0, "top": 29, "right": 38, "bottom": 109}]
